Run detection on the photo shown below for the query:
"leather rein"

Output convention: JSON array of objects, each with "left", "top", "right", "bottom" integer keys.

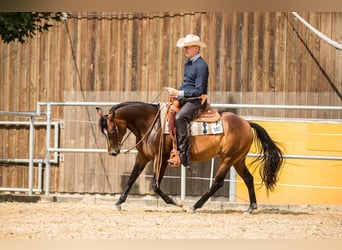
[{"left": 116, "top": 106, "right": 161, "bottom": 154}]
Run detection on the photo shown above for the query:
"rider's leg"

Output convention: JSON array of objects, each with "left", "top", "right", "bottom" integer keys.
[{"left": 175, "top": 99, "right": 202, "bottom": 167}]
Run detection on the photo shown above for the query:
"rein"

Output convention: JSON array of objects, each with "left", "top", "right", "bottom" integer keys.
[
  {"left": 119, "top": 130, "right": 132, "bottom": 152},
  {"left": 121, "top": 106, "right": 161, "bottom": 154},
  {"left": 108, "top": 90, "right": 167, "bottom": 187},
  {"left": 120, "top": 88, "right": 166, "bottom": 153}
]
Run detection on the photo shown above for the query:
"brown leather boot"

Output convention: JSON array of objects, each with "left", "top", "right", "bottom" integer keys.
[{"left": 179, "top": 150, "right": 190, "bottom": 168}]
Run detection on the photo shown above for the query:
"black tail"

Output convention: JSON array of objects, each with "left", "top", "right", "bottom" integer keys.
[{"left": 249, "top": 122, "right": 284, "bottom": 192}]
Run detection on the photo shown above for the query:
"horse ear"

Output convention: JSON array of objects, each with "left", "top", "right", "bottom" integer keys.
[{"left": 96, "top": 107, "right": 103, "bottom": 117}]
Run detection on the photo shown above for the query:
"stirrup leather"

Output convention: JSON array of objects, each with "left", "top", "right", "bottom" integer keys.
[{"left": 167, "top": 96, "right": 181, "bottom": 167}]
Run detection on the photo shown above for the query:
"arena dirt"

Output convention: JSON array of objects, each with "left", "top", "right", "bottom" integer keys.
[{"left": 0, "top": 196, "right": 341, "bottom": 239}]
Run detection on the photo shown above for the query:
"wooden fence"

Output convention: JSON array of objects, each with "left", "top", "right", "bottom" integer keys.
[{"left": 0, "top": 12, "right": 341, "bottom": 196}]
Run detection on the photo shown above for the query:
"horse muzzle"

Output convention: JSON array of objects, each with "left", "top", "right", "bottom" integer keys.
[
  {"left": 108, "top": 151, "right": 119, "bottom": 156},
  {"left": 108, "top": 147, "right": 120, "bottom": 156}
]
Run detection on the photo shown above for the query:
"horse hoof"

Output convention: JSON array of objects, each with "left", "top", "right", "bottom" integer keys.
[
  {"left": 243, "top": 208, "right": 254, "bottom": 214},
  {"left": 175, "top": 198, "right": 183, "bottom": 207},
  {"left": 244, "top": 205, "right": 257, "bottom": 214},
  {"left": 112, "top": 203, "right": 122, "bottom": 211},
  {"left": 186, "top": 206, "right": 196, "bottom": 214}
]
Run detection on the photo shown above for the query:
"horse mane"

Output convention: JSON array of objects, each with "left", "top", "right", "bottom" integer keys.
[
  {"left": 108, "top": 101, "right": 158, "bottom": 113},
  {"left": 99, "top": 101, "right": 159, "bottom": 133}
]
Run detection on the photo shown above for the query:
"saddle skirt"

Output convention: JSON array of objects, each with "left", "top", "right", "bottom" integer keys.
[{"left": 161, "top": 103, "right": 224, "bottom": 136}]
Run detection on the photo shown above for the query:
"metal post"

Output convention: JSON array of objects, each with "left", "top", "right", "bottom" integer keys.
[
  {"left": 208, "top": 158, "right": 215, "bottom": 202},
  {"left": 28, "top": 116, "right": 35, "bottom": 195},
  {"left": 180, "top": 165, "right": 186, "bottom": 201},
  {"left": 45, "top": 103, "right": 51, "bottom": 195},
  {"left": 38, "top": 163, "right": 42, "bottom": 192},
  {"left": 209, "top": 158, "right": 214, "bottom": 188},
  {"left": 229, "top": 166, "right": 237, "bottom": 202}
]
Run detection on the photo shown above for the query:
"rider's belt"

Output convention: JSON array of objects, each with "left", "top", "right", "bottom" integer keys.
[
  {"left": 185, "top": 94, "right": 207, "bottom": 102},
  {"left": 184, "top": 96, "right": 201, "bottom": 101}
]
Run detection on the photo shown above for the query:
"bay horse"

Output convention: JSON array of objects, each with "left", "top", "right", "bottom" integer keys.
[{"left": 96, "top": 101, "right": 284, "bottom": 213}]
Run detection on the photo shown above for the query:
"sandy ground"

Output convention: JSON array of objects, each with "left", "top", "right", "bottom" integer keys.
[{"left": 0, "top": 198, "right": 341, "bottom": 239}]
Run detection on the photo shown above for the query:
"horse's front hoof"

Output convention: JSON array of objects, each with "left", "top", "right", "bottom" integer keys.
[{"left": 112, "top": 203, "right": 122, "bottom": 211}]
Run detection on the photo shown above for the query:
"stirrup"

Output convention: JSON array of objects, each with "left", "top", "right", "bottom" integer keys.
[{"left": 168, "top": 149, "right": 181, "bottom": 167}]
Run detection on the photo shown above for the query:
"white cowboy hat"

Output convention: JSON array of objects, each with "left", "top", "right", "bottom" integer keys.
[{"left": 176, "top": 34, "right": 207, "bottom": 48}]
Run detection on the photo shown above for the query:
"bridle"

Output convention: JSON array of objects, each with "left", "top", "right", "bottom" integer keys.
[
  {"left": 103, "top": 112, "right": 124, "bottom": 151},
  {"left": 105, "top": 107, "right": 161, "bottom": 154}
]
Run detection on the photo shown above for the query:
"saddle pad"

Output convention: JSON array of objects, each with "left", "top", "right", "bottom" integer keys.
[{"left": 164, "top": 119, "right": 224, "bottom": 136}]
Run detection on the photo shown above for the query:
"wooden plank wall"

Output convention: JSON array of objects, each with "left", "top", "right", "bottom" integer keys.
[{"left": 0, "top": 12, "right": 341, "bottom": 196}]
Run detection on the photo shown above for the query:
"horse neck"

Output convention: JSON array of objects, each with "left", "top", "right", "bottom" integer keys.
[{"left": 116, "top": 103, "right": 159, "bottom": 138}]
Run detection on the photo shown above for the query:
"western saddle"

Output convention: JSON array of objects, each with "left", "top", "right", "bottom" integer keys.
[{"left": 167, "top": 95, "right": 220, "bottom": 167}]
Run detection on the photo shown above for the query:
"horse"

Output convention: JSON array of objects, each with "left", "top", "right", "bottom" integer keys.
[{"left": 96, "top": 101, "right": 284, "bottom": 213}]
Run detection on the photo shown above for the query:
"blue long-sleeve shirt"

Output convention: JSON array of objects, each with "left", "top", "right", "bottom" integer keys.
[{"left": 178, "top": 54, "right": 209, "bottom": 98}]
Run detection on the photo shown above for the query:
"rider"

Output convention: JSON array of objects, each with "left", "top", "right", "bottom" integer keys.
[{"left": 166, "top": 34, "right": 209, "bottom": 169}]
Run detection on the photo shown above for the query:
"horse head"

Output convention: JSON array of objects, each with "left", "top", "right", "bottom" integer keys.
[{"left": 96, "top": 107, "right": 127, "bottom": 156}]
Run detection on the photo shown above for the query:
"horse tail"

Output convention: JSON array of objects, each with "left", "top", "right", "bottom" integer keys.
[{"left": 249, "top": 122, "right": 284, "bottom": 192}]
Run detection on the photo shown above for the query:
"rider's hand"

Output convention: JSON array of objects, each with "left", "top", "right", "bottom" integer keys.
[{"left": 166, "top": 87, "right": 179, "bottom": 96}]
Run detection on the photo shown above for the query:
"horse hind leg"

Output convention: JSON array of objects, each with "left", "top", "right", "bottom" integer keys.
[
  {"left": 191, "top": 160, "right": 231, "bottom": 212},
  {"left": 191, "top": 178, "right": 225, "bottom": 212},
  {"left": 152, "top": 174, "right": 181, "bottom": 207},
  {"left": 234, "top": 158, "right": 257, "bottom": 213},
  {"left": 151, "top": 157, "right": 182, "bottom": 207}
]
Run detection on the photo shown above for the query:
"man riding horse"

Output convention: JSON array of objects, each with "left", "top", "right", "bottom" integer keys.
[
  {"left": 96, "top": 34, "right": 284, "bottom": 213},
  {"left": 166, "top": 34, "right": 209, "bottom": 169}
]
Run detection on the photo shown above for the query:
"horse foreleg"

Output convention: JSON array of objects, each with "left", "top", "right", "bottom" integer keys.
[
  {"left": 113, "top": 155, "right": 149, "bottom": 210},
  {"left": 113, "top": 165, "right": 143, "bottom": 210}
]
